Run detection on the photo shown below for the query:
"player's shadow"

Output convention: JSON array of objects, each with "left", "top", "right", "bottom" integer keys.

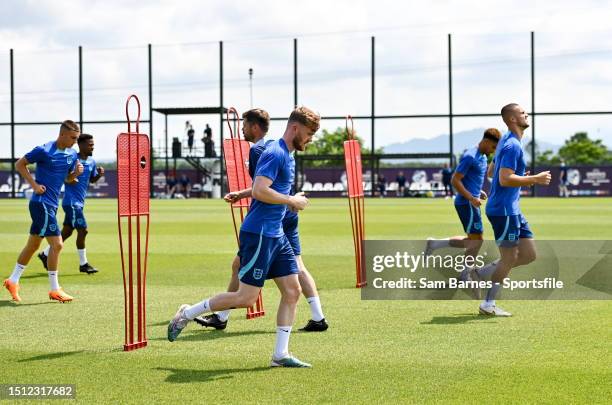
[
  {"left": 19, "top": 272, "right": 48, "bottom": 280},
  {"left": 152, "top": 330, "right": 273, "bottom": 342},
  {"left": 0, "top": 300, "right": 53, "bottom": 307},
  {"left": 421, "top": 314, "right": 497, "bottom": 325},
  {"left": 155, "top": 366, "right": 269, "bottom": 383},
  {"left": 20, "top": 273, "right": 84, "bottom": 280},
  {"left": 18, "top": 350, "right": 84, "bottom": 363},
  {"left": 149, "top": 321, "right": 171, "bottom": 327}
]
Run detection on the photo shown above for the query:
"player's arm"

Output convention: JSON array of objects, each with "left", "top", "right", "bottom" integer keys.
[
  {"left": 90, "top": 166, "right": 105, "bottom": 183},
  {"left": 487, "top": 161, "right": 494, "bottom": 178},
  {"left": 451, "top": 172, "right": 481, "bottom": 207},
  {"left": 499, "top": 168, "right": 551, "bottom": 187},
  {"left": 224, "top": 187, "right": 252, "bottom": 203},
  {"left": 15, "top": 157, "right": 46, "bottom": 195},
  {"left": 66, "top": 161, "right": 84, "bottom": 183},
  {"left": 252, "top": 176, "right": 308, "bottom": 211}
]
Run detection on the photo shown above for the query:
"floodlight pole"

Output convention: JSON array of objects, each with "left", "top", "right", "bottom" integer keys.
[
  {"left": 78, "top": 46, "right": 83, "bottom": 131},
  {"left": 148, "top": 44, "right": 154, "bottom": 198},
  {"left": 293, "top": 38, "right": 299, "bottom": 191},
  {"left": 10, "top": 49, "right": 15, "bottom": 199},
  {"left": 448, "top": 33, "right": 454, "bottom": 168},
  {"left": 219, "top": 41, "right": 225, "bottom": 196},
  {"left": 249, "top": 68, "right": 253, "bottom": 108},
  {"left": 530, "top": 31, "right": 536, "bottom": 197},
  {"left": 293, "top": 38, "right": 298, "bottom": 107},
  {"left": 370, "top": 36, "right": 376, "bottom": 197}
]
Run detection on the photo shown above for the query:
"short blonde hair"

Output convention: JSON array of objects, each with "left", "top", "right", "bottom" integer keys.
[
  {"left": 288, "top": 106, "right": 320, "bottom": 133},
  {"left": 60, "top": 120, "right": 80, "bottom": 133}
]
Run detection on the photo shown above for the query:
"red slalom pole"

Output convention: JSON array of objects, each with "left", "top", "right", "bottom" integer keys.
[
  {"left": 117, "top": 94, "right": 151, "bottom": 351},
  {"left": 343, "top": 116, "right": 367, "bottom": 288},
  {"left": 222, "top": 107, "right": 265, "bottom": 319}
]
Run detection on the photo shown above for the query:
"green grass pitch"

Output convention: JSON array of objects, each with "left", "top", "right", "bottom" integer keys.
[{"left": 0, "top": 198, "right": 611, "bottom": 403}]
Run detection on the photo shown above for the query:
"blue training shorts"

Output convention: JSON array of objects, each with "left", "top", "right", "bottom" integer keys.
[
  {"left": 62, "top": 205, "right": 87, "bottom": 229},
  {"left": 282, "top": 214, "right": 301, "bottom": 256},
  {"left": 237, "top": 230, "right": 299, "bottom": 288},
  {"left": 487, "top": 213, "right": 533, "bottom": 247},
  {"left": 454, "top": 203, "right": 483, "bottom": 235},
  {"left": 29, "top": 200, "right": 60, "bottom": 237}
]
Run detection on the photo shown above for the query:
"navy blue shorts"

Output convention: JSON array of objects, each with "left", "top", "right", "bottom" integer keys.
[
  {"left": 454, "top": 203, "right": 483, "bottom": 235},
  {"left": 62, "top": 205, "right": 87, "bottom": 229},
  {"left": 282, "top": 214, "right": 301, "bottom": 256},
  {"left": 487, "top": 213, "right": 533, "bottom": 247},
  {"left": 29, "top": 200, "right": 60, "bottom": 237},
  {"left": 237, "top": 231, "right": 299, "bottom": 287}
]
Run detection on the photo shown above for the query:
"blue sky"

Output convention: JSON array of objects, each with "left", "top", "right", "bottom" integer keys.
[{"left": 1, "top": 0, "right": 612, "bottom": 159}]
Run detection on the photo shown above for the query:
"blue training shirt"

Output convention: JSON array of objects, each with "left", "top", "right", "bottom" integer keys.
[
  {"left": 454, "top": 146, "right": 488, "bottom": 205},
  {"left": 486, "top": 131, "right": 525, "bottom": 216},
  {"left": 248, "top": 139, "right": 274, "bottom": 179},
  {"left": 62, "top": 156, "right": 98, "bottom": 208},
  {"left": 248, "top": 139, "right": 298, "bottom": 226},
  {"left": 25, "top": 141, "right": 78, "bottom": 208},
  {"left": 241, "top": 138, "right": 295, "bottom": 237}
]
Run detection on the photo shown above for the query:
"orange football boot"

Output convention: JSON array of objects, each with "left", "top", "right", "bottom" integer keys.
[
  {"left": 49, "top": 288, "right": 73, "bottom": 303},
  {"left": 3, "top": 279, "right": 21, "bottom": 302}
]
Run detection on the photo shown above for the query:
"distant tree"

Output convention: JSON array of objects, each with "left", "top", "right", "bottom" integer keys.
[
  {"left": 558, "top": 132, "right": 612, "bottom": 165},
  {"left": 526, "top": 132, "right": 611, "bottom": 165},
  {"left": 302, "top": 127, "right": 382, "bottom": 167}
]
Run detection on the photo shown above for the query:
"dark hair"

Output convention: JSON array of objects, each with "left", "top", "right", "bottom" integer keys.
[
  {"left": 61, "top": 120, "right": 80, "bottom": 133},
  {"left": 483, "top": 128, "right": 501, "bottom": 142},
  {"left": 501, "top": 103, "right": 519, "bottom": 120},
  {"left": 242, "top": 108, "right": 270, "bottom": 133},
  {"left": 78, "top": 133, "right": 93, "bottom": 144}
]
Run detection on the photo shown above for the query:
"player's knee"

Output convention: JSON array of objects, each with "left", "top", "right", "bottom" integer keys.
[
  {"left": 78, "top": 228, "right": 88, "bottom": 237},
  {"left": 522, "top": 249, "right": 537, "bottom": 265},
  {"left": 231, "top": 256, "right": 240, "bottom": 273},
  {"left": 502, "top": 250, "right": 519, "bottom": 266},
  {"left": 282, "top": 284, "right": 302, "bottom": 303},
  {"left": 236, "top": 289, "right": 260, "bottom": 307},
  {"left": 50, "top": 240, "right": 64, "bottom": 251}
]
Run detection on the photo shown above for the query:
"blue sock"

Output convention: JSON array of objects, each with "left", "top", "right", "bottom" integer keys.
[
  {"left": 476, "top": 260, "right": 499, "bottom": 280},
  {"left": 484, "top": 282, "right": 502, "bottom": 306}
]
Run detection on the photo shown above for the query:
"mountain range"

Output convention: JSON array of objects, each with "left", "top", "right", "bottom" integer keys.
[{"left": 382, "top": 128, "right": 561, "bottom": 155}]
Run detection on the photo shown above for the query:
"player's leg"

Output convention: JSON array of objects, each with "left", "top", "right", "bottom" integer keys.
[
  {"left": 168, "top": 281, "right": 261, "bottom": 342},
  {"left": 39, "top": 205, "right": 74, "bottom": 269},
  {"left": 6, "top": 201, "right": 54, "bottom": 301},
  {"left": 45, "top": 234, "right": 73, "bottom": 302},
  {"left": 270, "top": 273, "right": 309, "bottom": 367},
  {"left": 194, "top": 255, "right": 240, "bottom": 329},
  {"left": 478, "top": 215, "right": 521, "bottom": 316},
  {"left": 425, "top": 236, "right": 467, "bottom": 254},
  {"left": 514, "top": 216, "right": 536, "bottom": 267},
  {"left": 168, "top": 231, "right": 271, "bottom": 341},
  {"left": 267, "top": 237, "right": 310, "bottom": 367},
  {"left": 62, "top": 205, "right": 96, "bottom": 274},
  {"left": 426, "top": 204, "right": 478, "bottom": 254},
  {"left": 39, "top": 225, "right": 72, "bottom": 267},
  {"left": 296, "top": 255, "right": 328, "bottom": 331},
  {"left": 3, "top": 234, "right": 44, "bottom": 302},
  {"left": 283, "top": 215, "right": 328, "bottom": 331}
]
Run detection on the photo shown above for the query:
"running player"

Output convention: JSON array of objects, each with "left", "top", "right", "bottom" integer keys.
[
  {"left": 478, "top": 103, "right": 551, "bottom": 316},
  {"left": 38, "top": 133, "right": 104, "bottom": 274},
  {"left": 3, "top": 120, "right": 83, "bottom": 303},
  {"left": 168, "top": 107, "right": 320, "bottom": 368},
  {"left": 195, "top": 108, "right": 328, "bottom": 332},
  {"left": 425, "top": 128, "right": 500, "bottom": 292}
]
